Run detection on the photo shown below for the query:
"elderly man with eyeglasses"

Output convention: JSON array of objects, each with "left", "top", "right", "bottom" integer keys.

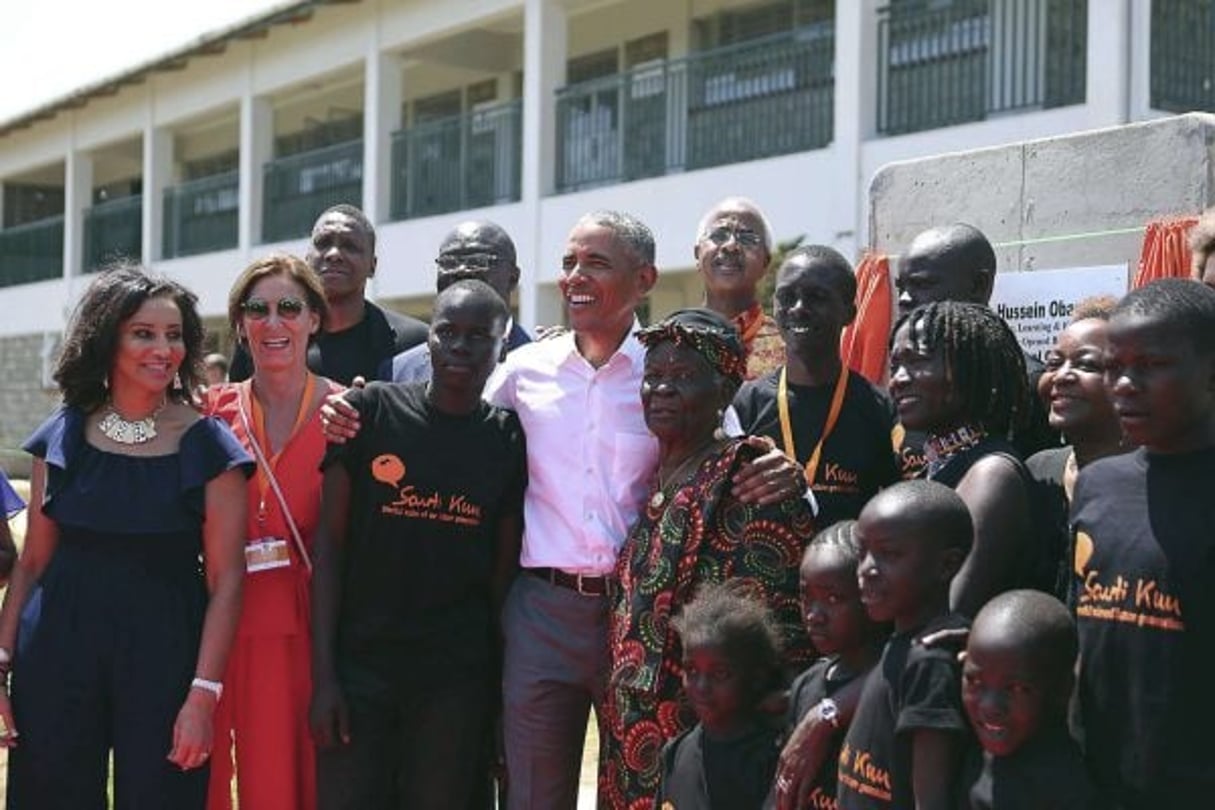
[
  {"left": 382, "top": 220, "right": 531, "bottom": 383},
  {"left": 694, "top": 197, "right": 784, "bottom": 380}
]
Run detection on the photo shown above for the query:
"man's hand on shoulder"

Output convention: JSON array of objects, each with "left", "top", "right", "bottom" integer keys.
[{"left": 320, "top": 378, "right": 364, "bottom": 444}]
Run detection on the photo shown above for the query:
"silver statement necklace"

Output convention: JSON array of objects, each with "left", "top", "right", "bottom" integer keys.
[{"left": 97, "top": 399, "right": 166, "bottom": 445}]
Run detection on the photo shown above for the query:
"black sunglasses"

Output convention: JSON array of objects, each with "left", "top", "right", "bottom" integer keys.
[
  {"left": 435, "top": 252, "right": 502, "bottom": 271},
  {"left": 242, "top": 296, "right": 307, "bottom": 320}
]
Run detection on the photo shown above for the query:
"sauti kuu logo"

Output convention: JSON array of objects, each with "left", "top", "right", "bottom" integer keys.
[
  {"left": 370, "top": 453, "right": 483, "bottom": 527},
  {"left": 1073, "top": 529, "right": 1185, "bottom": 633},
  {"left": 837, "top": 741, "right": 892, "bottom": 803}
]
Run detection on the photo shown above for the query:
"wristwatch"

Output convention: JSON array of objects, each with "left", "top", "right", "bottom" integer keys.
[{"left": 818, "top": 698, "right": 840, "bottom": 729}]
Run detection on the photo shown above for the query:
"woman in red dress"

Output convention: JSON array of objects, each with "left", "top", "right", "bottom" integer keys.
[{"left": 205, "top": 254, "right": 342, "bottom": 810}]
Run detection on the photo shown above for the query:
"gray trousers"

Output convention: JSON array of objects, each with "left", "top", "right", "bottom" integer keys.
[{"left": 501, "top": 572, "right": 613, "bottom": 810}]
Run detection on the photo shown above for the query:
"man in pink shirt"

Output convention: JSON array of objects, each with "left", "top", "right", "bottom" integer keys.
[{"left": 322, "top": 210, "right": 800, "bottom": 809}]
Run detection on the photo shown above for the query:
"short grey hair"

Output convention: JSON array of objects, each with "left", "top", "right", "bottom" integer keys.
[
  {"left": 696, "top": 197, "right": 774, "bottom": 253},
  {"left": 576, "top": 210, "right": 656, "bottom": 267}
]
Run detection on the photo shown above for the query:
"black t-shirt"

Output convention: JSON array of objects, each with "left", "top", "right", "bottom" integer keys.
[
  {"left": 733, "top": 368, "right": 899, "bottom": 528},
  {"left": 1025, "top": 446, "right": 1073, "bottom": 602},
  {"left": 321, "top": 382, "right": 526, "bottom": 683},
  {"left": 773, "top": 657, "right": 864, "bottom": 810},
  {"left": 837, "top": 613, "right": 971, "bottom": 810},
  {"left": 1071, "top": 447, "right": 1215, "bottom": 807},
  {"left": 231, "top": 299, "right": 427, "bottom": 385},
  {"left": 657, "top": 722, "right": 779, "bottom": 810},
  {"left": 960, "top": 725, "right": 1095, "bottom": 810}
]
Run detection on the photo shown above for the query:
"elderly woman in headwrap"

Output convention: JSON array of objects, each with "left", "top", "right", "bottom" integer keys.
[{"left": 600, "top": 308, "right": 815, "bottom": 810}]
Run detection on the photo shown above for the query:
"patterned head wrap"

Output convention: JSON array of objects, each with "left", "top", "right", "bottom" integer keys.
[{"left": 636, "top": 308, "right": 747, "bottom": 385}]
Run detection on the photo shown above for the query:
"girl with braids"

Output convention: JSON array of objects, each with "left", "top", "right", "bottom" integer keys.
[{"left": 888, "top": 301, "right": 1035, "bottom": 618}]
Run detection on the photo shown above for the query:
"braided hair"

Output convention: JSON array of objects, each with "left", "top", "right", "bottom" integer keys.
[
  {"left": 899, "top": 301, "right": 1029, "bottom": 439},
  {"left": 808, "top": 519, "right": 860, "bottom": 558}
]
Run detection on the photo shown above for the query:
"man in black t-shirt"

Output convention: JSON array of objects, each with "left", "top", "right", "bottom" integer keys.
[
  {"left": 892, "top": 224, "right": 1057, "bottom": 476},
  {"left": 1071, "top": 280, "right": 1215, "bottom": 809},
  {"left": 230, "top": 204, "right": 427, "bottom": 384},
  {"left": 733, "top": 245, "right": 898, "bottom": 527},
  {"left": 310, "top": 280, "right": 527, "bottom": 810}
]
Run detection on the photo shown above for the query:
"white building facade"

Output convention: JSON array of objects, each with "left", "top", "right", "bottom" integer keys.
[{"left": 0, "top": 0, "right": 1210, "bottom": 451}]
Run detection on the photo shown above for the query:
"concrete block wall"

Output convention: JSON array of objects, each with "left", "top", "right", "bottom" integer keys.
[
  {"left": 0, "top": 333, "right": 59, "bottom": 475},
  {"left": 868, "top": 112, "right": 1215, "bottom": 270}
]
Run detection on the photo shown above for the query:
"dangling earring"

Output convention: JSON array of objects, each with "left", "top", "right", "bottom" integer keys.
[{"left": 714, "top": 408, "right": 728, "bottom": 441}]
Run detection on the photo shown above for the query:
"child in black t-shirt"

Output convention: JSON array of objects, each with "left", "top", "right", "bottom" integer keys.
[
  {"left": 772, "top": 521, "right": 886, "bottom": 810},
  {"left": 656, "top": 584, "right": 784, "bottom": 810},
  {"left": 311, "top": 280, "right": 527, "bottom": 810},
  {"left": 960, "top": 589, "right": 1094, "bottom": 809},
  {"left": 1071, "top": 279, "right": 1215, "bottom": 808},
  {"left": 836, "top": 480, "right": 973, "bottom": 810}
]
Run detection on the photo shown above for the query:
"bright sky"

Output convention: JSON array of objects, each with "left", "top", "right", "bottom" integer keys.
[{"left": 0, "top": 0, "right": 285, "bottom": 124}]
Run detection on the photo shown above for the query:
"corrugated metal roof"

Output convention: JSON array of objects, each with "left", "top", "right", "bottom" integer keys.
[{"left": 0, "top": 0, "right": 361, "bottom": 138}]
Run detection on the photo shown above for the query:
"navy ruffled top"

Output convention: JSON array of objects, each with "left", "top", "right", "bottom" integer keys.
[{"left": 24, "top": 406, "right": 252, "bottom": 536}]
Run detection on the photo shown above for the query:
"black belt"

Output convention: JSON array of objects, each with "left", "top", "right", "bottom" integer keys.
[{"left": 526, "top": 567, "right": 616, "bottom": 597}]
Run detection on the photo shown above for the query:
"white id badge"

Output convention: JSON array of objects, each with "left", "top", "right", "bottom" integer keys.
[{"left": 245, "top": 538, "right": 291, "bottom": 572}]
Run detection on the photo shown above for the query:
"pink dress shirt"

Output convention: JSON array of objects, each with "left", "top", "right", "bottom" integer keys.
[{"left": 484, "top": 323, "right": 658, "bottom": 575}]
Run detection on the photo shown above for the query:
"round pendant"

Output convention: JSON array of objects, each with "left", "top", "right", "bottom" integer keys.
[{"left": 649, "top": 490, "right": 666, "bottom": 509}]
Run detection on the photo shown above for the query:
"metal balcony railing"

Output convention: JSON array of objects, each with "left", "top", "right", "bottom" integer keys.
[
  {"left": 1150, "top": 0, "right": 1215, "bottom": 113},
  {"left": 390, "top": 99, "right": 523, "bottom": 221},
  {"left": 0, "top": 215, "right": 63, "bottom": 288},
  {"left": 262, "top": 139, "right": 363, "bottom": 243},
  {"left": 84, "top": 195, "right": 143, "bottom": 272},
  {"left": 163, "top": 170, "right": 239, "bottom": 259},
  {"left": 877, "top": 0, "right": 1086, "bottom": 136},
  {"left": 555, "top": 24, "right": 834, "bottom": 193}
]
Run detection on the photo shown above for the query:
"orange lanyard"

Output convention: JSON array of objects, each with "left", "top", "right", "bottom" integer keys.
[
  {"left": 248, "top": 374, "right": 316, "bottom": 524},
  {"left": 777, "top": 363, "right": 849, "bottom": 488}
]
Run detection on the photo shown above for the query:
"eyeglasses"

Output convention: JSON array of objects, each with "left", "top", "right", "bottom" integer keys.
[
  {"left": 435, "top": 252, "right": 502, "bottom": 271},
  {"left": 705, "top": 227, "right": 764, "bottom": 249},
  {"left": 242, "top": 297, "right": 307, "bottom": 320}
]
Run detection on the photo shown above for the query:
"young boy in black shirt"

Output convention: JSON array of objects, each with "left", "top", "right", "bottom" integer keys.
[
  {"left": 772, "top": 520, "right": 886, "bottom": 810},
  {"left": 960, "top": 589, "right": 1094, "bottom": 809},
  {"left": 310, "top": 280, "right": 527, "bottom": 809},
  {"left": 1071, "top": 279, "right": 1215, "bottom": 808},
  {"left": 732, "top": 246, "right": 899, "bottom": 528},
  {"left": 837, "top": 480, "right": 972, "bottom": 810}
]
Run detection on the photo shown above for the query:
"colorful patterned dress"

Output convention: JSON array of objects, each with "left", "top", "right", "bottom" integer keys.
[
  {"left": 600, "top": 439, "right": 814, "bottom": 810},
  {"left": 735, "top": 303, "right": 784, "bottom": 382}
]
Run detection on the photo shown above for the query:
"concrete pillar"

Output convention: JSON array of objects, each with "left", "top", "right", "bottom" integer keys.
[
  {"left": 363, "top": 42, "right": 403, "bottom": 231},
  {"left": 64, "top": 143, "right": 93, "bottom": 278},
  {"left": 832, "top": 0, "right": 878, "bottom": 257},
  {"left": 519, "top": 0, "right": 567, "bottom": 328},
  {"left": 142, "top": 123, "right": 173, "bottom": 263},
  {"left": 239, "top": 93, "right": 273, "bottom": 251},
  {"left": 1127, "top": 0, "right": 1153, "bottom": 120},
  {"left": 1086, "top": 0, "right": 1132, "bottom": 126}
]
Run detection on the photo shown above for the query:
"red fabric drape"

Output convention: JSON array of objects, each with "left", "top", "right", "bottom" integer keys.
[
  {"left": 841, "top": 252, "right": 893, "bottom": 386},
  {"left": 1132, "top": 217, "right": 1198, "bottom": 288}
]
